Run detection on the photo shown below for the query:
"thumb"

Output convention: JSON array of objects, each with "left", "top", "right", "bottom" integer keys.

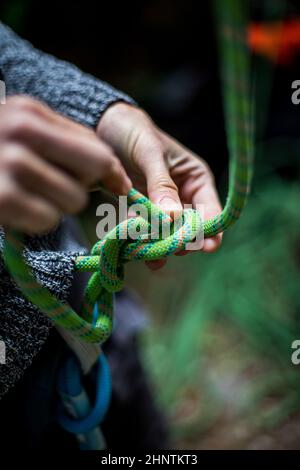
[{"left": 139, "top": 151, "right": 182, "bottom": 218}]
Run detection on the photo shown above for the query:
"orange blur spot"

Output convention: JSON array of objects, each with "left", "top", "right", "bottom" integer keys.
[{"left": 248, "top": 20, "right": 300, "bottom": 65}]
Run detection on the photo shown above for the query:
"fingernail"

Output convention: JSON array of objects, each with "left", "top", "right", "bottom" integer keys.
[
  {"left": 203, "top": 238, "right": 217, "bottom": 252},
  {"left": 158, "top": 197, "right": 182, "bottom": 213}
]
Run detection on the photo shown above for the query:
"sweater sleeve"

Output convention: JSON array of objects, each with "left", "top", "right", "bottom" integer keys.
[{"left": 0, "top": 22, "right": 136, "bottom": 128}]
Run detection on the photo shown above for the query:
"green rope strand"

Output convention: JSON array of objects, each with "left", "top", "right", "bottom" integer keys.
[{"left": 2, "top": 0, "right": 254, "bottom": 344}]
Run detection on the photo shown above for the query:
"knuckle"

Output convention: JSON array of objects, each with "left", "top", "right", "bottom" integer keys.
[
  {"left": 81, "top": 166, "right": 99, "bottom": 186},
  {"left": 196, "top": 157, "right": 215, "bottom": 181},
  {"left": 2, "top": 146, "right": 28, "bottom": 176},
  {"left": 90, "top": 154, "right": 121, "bottom": 181},
  {"left": 155, "top": 176, "right": 178, "bottom": 193},
  {"left": 0, "top": 184, "right": 17, "bottom": 210},
  {"left": 77, "top": 190, "right": 89, "bottom": 211},
  {"left": 198, "top": 164, "right": 215, "bottom": 187},
  {"left": 81, "top": 156, "right": 110, "bottom": 184},
  {"left": 46, "top": 211, "right": 61, "bottom": 229},
  {"left": 4, "top": 97, "right": 40, "bottom": 140},
  {"left": 108, "top": 157, "right": 122, "bottom": 176},
  {"left": 205, "top": 166, "right": 216, "bottom": 184},
  {"left": 32, "top": 210, "right": 60, "bottom": 233},
  {"left": 68, "top": 189, "right": 88, "bottom": 214},
  {"left": 5, "top": 116, "right": 34, "bottom": 141},
  {"left": 7, "top": 95, "right": 39, "bottom": 114},
  {"left": 27, "top": 219, "right": 51, "bottom": 234}
]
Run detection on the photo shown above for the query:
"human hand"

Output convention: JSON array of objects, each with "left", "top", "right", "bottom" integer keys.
[
  {"left": 0, "top": 96, "right": 131, "bottom": 234},
  {"left": 98, "top": 102, "right": 222, "bottom": 269}
]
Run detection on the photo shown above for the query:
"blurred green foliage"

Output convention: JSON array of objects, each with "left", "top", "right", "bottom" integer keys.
[{"left": 128, "top": 142, "right": 300, "bottom": 447}]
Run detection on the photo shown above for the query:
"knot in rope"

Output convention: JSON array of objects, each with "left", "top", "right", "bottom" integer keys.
[
  {"left": 74, "top": 189, "right": 202, "bottom": 342},
  {"left": 4, "top": 189, "right": 202, "bottom": 344}
]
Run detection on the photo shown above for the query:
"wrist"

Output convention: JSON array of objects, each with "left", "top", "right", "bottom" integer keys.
[
  {"left": 97, "top": 101, "right": 155, "bottom": 161},
  {"left": 97, "top": 101, "right": 138, "bottom": 138}
]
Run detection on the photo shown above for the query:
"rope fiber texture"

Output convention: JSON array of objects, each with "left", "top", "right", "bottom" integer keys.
[{"left": 3, "top": 0, "right": 254, "bottom": 344}]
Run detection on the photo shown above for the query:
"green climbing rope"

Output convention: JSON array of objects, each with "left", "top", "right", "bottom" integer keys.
[{"left": 2, "top": 0, "right": 254, "bottom": 344}]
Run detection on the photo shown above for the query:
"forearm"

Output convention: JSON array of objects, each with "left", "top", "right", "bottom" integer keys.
[{"left": 0, "top": 22, "right": 135, "bottom": 128}]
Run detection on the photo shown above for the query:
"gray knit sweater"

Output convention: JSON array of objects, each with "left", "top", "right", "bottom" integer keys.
[{"left": 0, "top": 22, "right": 135, "bottom": 398}]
